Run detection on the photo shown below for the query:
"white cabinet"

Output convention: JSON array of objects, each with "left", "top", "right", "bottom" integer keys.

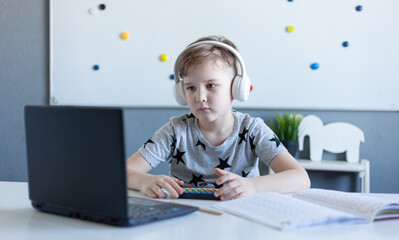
[{"left": 269, "top": 159, "right": 370, "bottom": 193}]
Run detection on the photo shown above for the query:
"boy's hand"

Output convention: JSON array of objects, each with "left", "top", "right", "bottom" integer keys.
[
  {"left": 214, "top": 168, "right": 256, "bottom": 200},
  {"left": 141, "top": 175, "right": 183, "bottom": 199}
]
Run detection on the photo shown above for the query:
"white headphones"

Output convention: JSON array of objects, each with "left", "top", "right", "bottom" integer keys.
[{"left": 173, "top": 40, "right": 251, "bottom": 106}]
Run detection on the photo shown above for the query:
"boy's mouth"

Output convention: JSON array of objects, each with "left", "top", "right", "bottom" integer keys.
[{"left": 198, "top": 107, "right": 210, "bottom": 112}]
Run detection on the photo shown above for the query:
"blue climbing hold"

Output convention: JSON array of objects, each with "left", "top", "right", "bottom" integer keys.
[{"left": 310, "top": 63, "right": 319, "bottom": 70}]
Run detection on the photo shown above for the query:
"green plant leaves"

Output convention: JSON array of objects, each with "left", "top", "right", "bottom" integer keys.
[{"left": 269, "top": 113, "right": 303, "bottom": 141}]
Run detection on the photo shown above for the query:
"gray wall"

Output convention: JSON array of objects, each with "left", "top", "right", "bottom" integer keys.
[
  {"left": 0, "top": 0, "right": 48, "bottom": 180},
  {"left": 1, "top": 0, "right": 398, "bottom": 193}
]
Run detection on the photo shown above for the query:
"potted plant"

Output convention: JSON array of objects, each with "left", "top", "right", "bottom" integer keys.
[{"left": 269, "top": 113, "right": 303, "bottom": 157}]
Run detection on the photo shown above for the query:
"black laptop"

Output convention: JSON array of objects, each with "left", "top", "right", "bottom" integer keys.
[{"left": 24, "top": 105, "right": 198, "bottom": 226}]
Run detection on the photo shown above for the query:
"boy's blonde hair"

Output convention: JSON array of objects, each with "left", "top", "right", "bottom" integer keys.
[{"left": 175, "top": 36, "right": 238, "bottom": 83}]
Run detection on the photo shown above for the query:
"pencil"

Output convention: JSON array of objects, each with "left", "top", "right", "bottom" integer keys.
[
  {"left": 170, "top": 201, "right": 222, "bottom": 216},
  {"left": 197, "top": 207, "right": 222, "bottom": 216}
]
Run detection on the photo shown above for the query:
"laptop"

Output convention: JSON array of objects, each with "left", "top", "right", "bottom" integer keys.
[{"left": 24, "top": 105, "right": 198, "bottom": 226}]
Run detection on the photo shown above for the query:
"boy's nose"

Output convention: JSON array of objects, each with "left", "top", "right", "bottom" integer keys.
[{"left": 196, "top": 90, "right": 207, "bottom": 103}]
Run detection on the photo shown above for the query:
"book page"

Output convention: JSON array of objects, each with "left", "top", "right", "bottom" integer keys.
[
  {"left": 293, "top": 189, "right": 397, "bottom": 221},
  {"left": 212, "top": 192, "right": 365, "bottom": 231}
]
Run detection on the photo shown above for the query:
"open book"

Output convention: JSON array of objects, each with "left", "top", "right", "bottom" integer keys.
[{"left": 212, "top": 188, "right": 399, "bottom": 231}]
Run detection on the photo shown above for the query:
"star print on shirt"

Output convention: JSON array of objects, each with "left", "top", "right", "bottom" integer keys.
[
  {"left": 170, "top": 135, "right": 176, "bottom": 149},
  {"left": 182, "top": 113, "right": 195, "bottom": 122},
  {"left": 269, "top": 134, "right": 281, "bottom": 148},
  {"left": 238, "top": 127, "right": 248, "bottom": 145},
  {"left": 249, "top": 135, "right": 256, "bottom": 153},
  {"left": 143, "top": 138, "right": 154, "bottom": 148},
  {"left": 242, "top": 171, "right": 250, "bottom": 177},
  {"left": 172, "top": 149, "right": 185, "bottom": 165},
  {"left": 196, "top": 138, "right": 206, "bottom": 151},
  {"left": 216, "top": 157, "right": 231, "bottom": 170},
  {"left": 189, "top": 174, "right": 205, "bottom": 187}
]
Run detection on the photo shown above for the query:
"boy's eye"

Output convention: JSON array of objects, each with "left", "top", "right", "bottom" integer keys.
[
  {"left": 186, "top": 86, "right": 195, "bottom": 91},
  {"left": 207, "top": 84, "right": 216, "bottom": 89}
]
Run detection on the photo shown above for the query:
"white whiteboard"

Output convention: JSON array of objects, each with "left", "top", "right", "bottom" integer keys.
[{"left": 50, "top": 0, "right": 399, "bottom": 111}]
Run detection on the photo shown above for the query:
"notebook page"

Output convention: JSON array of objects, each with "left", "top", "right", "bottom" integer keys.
[
  {"left": 293, "top": 189, "right": 397, "bottom": 221},
  {"left": 212, "top": 192, "right": 365, "bottom": 231}
]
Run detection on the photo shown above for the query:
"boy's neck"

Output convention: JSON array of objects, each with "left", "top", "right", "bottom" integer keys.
[{"left": 197, "top": 112, "right": 235, "bottom": 146}]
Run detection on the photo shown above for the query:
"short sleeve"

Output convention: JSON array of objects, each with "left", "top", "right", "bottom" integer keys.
[
  {"left": 251, "top": 118, "right": 287, "bottom": 166},
  {"left": 138, "top": 121, "right": 176, "bottom": 168}
]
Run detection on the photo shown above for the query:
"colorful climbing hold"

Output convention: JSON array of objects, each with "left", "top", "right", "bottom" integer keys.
[
  {"left": 160, "top": 54, "right": 169, "bottom": 62},
  {"left": 286, "top": 25, "right": 295, "bottom": 33},
  {"left": 310, "top": 63, "right": 319, "bottom": 70},
  {"left": 121, "top": 32, "right": 130, "bottom": 40}
]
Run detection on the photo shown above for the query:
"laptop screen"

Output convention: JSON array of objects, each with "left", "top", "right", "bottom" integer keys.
[{"left": 25, "top": 106, "right": 128, "bottom": 218}]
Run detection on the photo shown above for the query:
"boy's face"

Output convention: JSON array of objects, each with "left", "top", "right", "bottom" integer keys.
[{"left": 183, "top": 59, "right": 235, "bottom": 124}]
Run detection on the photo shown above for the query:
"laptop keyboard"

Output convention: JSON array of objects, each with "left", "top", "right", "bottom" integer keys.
[{"left": 128, "top": 197, "right": 181, "bottom": 219}]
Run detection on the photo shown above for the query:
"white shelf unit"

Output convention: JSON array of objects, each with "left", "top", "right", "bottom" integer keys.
[{"left": 269, "top": 159, "right": 370, "bottom": 193}]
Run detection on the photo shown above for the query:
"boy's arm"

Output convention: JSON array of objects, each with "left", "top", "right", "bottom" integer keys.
[
  {"left": 253, "top": 151, "right": 311, "bottom": 193},
  {"left": 126, "top": 151, "right": 153, "bottom": 190},
  {"left": 126, "top": 151, "right": 183, "bottom": 198},
  {"left": 214, "top": 151, "right": 310, "bottom": 200}
]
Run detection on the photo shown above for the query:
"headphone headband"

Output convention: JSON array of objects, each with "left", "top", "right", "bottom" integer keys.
[{"left": 174, "top": 40, "right": 247, "bottom": 83}]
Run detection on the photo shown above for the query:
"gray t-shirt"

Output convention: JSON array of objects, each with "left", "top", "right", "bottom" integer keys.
[{"left": 139, "top": 111, "right": 286, "bottom": 188}]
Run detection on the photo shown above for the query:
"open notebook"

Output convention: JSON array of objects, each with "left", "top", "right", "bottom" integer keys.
[{"left": 212, "top": 188, "right": 399, "bottom": 231}]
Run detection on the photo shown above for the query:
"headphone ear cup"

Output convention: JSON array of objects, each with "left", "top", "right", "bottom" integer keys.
[
  {"left": 173, "top": 81, "right": 188, "bottom": 106},
  {"left": 232, "top": 75, "right": 251, "bottom": 102}
]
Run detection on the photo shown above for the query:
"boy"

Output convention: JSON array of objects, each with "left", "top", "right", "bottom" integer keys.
[{"left": 127, "top": 36, "right": 310, "bottom": 201}]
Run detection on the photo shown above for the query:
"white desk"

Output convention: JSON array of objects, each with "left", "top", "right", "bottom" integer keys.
[{"left": 1, "top": 182, "right": 398, "bottom": 240}]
